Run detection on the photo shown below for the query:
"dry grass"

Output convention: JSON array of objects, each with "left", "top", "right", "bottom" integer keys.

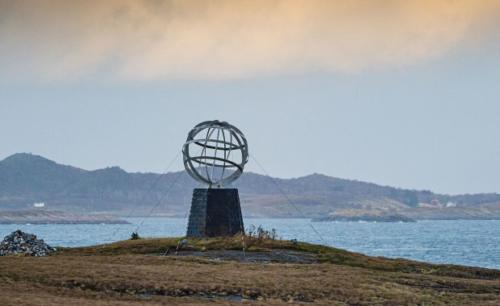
[{"left": 1, "top": 237, "right": 499, "bottom": 305}]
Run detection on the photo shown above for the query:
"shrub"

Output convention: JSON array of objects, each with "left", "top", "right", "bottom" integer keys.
[
  {"left": 246, "top": 225, "right": 278, "bottom": 240},
  {"left": 130, "top": 232, "right": 141, "bottom": 240}
]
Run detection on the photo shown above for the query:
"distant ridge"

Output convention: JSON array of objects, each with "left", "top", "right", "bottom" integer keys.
[{"left": 1, "top": 153, "right": 500, "bottom": 219}]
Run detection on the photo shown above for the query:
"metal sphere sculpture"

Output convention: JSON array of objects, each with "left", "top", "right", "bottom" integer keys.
[{"left": 182, "top": 120, "right": 248, "bottom": 187}]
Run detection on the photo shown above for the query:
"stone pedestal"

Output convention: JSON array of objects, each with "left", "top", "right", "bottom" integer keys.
[{"left": 186, "top": 188, "right": 244, "bottom": 237}]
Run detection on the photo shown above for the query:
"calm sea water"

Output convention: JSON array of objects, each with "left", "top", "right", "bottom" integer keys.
[{"left": 1, "top": 218, "right": 499, "bottom": 269}]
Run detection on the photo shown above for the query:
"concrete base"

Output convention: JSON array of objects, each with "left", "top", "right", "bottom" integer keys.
[{"left": 186, "top": 188, "right": 244, "bottom": 237}]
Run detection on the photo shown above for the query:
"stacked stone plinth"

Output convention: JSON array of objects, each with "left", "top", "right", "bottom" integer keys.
[{"left": 187, "top": 188, "right": 244, "bottom": 237}]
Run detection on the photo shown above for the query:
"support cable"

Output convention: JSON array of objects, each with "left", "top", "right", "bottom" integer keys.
[
  {"left": 249, "top": 154, "right": 327, "bottom": 245},
  {"left": 133, "top": 168, "right": 184, "bottom": 234},
  {"left": 109, "top": 151, "right": 181, "bottom": 240}
]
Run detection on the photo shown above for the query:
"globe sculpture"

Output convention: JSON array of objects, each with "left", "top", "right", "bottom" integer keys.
[
  {"left": 182, "top": 120, "right": 248, "bottom": 187},
  {"left": 184, "top": 120, "right": 247, "bottom": 237}
]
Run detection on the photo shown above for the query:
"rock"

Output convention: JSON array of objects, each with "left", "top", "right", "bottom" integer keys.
[{"left": 0, "top": 230, "right": 55, "bottom": 256}]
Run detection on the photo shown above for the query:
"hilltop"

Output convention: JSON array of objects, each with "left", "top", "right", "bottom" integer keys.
[
  {"left": 1, "top": 153, "right": 500, "bottom": 219},
  {"left": 1, "top": 236, "right": 499, "bottom": 305}
]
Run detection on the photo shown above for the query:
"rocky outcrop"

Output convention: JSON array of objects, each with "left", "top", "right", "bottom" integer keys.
[{"left": 0, "top": 230, "right": 55, "bottom": 256}]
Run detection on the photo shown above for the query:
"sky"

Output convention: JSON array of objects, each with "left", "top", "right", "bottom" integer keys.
[{"left": 0, "top": 0, "right": 500, "bottom": 195}]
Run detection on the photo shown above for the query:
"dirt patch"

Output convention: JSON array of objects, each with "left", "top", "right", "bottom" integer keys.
[{"left": 165, "top": 249, "right": 318, "bottom": 264}]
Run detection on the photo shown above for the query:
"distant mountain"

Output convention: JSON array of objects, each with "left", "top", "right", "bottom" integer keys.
[{"left": 1, "top": 153, "right": 500, "bottom": 219}]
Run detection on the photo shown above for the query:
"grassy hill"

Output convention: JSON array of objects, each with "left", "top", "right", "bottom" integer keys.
[{"left": 1, "top": 236, "right": 499, "bottom": 305}]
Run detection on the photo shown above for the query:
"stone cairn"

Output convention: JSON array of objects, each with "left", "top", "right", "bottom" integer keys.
[{"left": 0, "top": 230, "right": 55, "bottom": 256}]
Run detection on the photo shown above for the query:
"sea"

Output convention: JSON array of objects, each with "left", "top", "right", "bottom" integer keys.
[{"left": 1, "top": 218, "right": 499, "bottom": 269}]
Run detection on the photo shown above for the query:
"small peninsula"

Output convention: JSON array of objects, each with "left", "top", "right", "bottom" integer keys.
[
  {"left": 0, "top": 210, "right": 128, "bottom": 224},
  {"left": 313, "top": 209, "right": 416, "bottom": 222}
]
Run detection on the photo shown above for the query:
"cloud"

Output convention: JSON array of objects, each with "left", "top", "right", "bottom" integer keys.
[{"left": 0, "top": 0, "right": 499, "bottom": 81}]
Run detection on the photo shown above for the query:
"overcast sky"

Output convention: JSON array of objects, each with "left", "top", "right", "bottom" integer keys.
[{"left": 1, "top": 0, "right": 500, "bottom": 194}]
